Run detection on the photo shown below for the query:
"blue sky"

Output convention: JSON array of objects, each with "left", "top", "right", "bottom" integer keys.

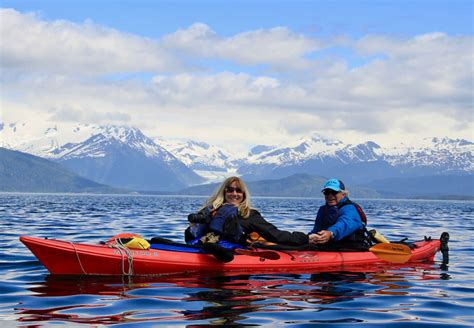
[
  {"left": 4, "top": 0, "right": 471, "bottom": 37},
  {"left": 4, "top": 0, "right": 471, "bottom": 69},
  {"left": 1, "top": 0, "right": 473, "bottom": 150}
]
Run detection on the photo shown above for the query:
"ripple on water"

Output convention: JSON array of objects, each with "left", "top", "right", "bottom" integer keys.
[{"left": 0, "top": 194, "right": 473, "bottom": 327}]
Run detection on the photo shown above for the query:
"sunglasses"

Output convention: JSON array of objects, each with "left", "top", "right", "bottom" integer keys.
[
  {"left": 225, "top": 186, "right": 243, "bottom": 194},
  {"left": 323, "top": 190, "right": 339, "bottom": 196}
]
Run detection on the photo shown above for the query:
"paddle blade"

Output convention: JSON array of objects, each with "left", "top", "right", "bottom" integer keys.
[
  {"left": 369, "top": 243, "right": 412, "bottom": 263},
  {"left": 235, "top": 249, "right": 281, "bottom": 260}
]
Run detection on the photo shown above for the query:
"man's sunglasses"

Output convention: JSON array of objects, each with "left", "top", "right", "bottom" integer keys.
[
  {"left": 225, "top": 186, "right": 243, "bottom": 194},
  {"left": 323, "top": 189, "right": 339, "bottom": 196}
]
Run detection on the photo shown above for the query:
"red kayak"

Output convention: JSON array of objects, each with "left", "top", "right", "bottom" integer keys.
[{"left": 20, "top": 235, "right": 446, "bottom": 276}]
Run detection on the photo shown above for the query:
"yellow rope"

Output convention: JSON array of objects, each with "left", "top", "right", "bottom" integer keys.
[
  {"left": 71, "top": 239, "right": 135, "bottom": 275},
  {"left": 112, "top": 239, "right": 134, "bottom": 275}
]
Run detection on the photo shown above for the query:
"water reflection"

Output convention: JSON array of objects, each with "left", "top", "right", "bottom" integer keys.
[
  {"left": 2, "top": 195, "right": 470, "bottom": 326},
  {"left": 18, "top": 262, "right": 448, "bottom": 325},
  {"left": 17, "top": 304, "right": 128, "bottom": 325}
]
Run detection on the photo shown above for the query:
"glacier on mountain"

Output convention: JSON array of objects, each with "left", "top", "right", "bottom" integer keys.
[{"left": 1, "top": 121, "right": 472, "bottom": 188}]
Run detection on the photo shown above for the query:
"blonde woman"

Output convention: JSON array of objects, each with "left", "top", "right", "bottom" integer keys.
[{"left": 185, "top": 176, "right": 309, "bottom": 246}]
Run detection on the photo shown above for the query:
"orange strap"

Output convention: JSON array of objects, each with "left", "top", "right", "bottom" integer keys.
[{"left": 246, "top": 232, "right": 277, "bottom": 246}]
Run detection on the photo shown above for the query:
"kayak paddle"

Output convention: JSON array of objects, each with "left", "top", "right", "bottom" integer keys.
[
  {"left": 369, "top": 243, "right": 412, "bottom": 263},
  {"left": 235, "top": 248, "right": 281, "bottom": 260},
  {"left": 202, "top": 243, "right": 281, "bottom": 262},
  {"left": 148, "top": 237, "right": 280, "bottom": 262}
]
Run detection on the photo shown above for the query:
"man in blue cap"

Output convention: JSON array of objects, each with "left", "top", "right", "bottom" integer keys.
[{"left": 309, "top": 178, "right": 368, "bottom": 247}]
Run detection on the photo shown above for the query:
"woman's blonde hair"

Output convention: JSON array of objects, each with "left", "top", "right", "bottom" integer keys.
[{"left": 202, "top": 176, "right": 252, "bottom": 218}]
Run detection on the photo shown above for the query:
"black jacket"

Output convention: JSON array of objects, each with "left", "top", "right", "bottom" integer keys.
[{"left": 239, "top": 209, "right": 309, "bottom": 246}]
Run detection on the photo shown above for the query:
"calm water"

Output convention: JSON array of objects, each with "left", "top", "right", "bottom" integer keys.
[{"left": 0, "top": 193, "right": 473, "bottom": 327}]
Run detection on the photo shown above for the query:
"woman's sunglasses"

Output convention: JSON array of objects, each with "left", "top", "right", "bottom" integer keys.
[{"left": 225, "top": 186, "right": 243, "bottom": 194}]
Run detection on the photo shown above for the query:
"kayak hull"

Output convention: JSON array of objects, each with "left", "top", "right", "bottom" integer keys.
[{"left": 20, "top": 236, "right": 441, "bottom": 276}]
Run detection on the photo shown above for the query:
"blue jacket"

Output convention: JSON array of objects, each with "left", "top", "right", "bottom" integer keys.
[{"left": 310, "top": 196, "right": 364, "bottom": 241}]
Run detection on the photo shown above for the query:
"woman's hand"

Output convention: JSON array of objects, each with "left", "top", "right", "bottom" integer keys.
[{"left": 309, "top": 230, "right": 333, "bottom": 244}]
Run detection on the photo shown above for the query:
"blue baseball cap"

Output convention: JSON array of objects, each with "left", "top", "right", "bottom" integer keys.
[{"left": 322, "top": 178, "right": 346, "bottom": 192}]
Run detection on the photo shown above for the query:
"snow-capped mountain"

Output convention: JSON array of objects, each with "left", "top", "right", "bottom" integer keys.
[
  {"left": 382, "top": 137, "right": 474, "bottom": 173},
  {"left": 0, "top": 122, "right": 109, "bottom": 157},
  {"left": 1, "top": 121, "right": 472, "bottom": 191},
  {"left": 52, "top": 126, "right": 177, "bottom": 161},
  {"left": 244, "top": 135, "right": 382, "bottom": 166},
  {"left": 0, "top": 122, "right": 204, "bottom": 191},
  {"left": 237, "top": 135, "right": 386, "bottom": 183},
  {"left": 54, "top": 126, "right": 205, "bottom": 191},
  {"left": 153, "top": 138, "right": 241, "bottom": 182},
  {"left": 236, "top": 134, "right": 473, "bottom": 184},
  {"left": 154, "top": 138, "right": 237, "bottom": 171}
]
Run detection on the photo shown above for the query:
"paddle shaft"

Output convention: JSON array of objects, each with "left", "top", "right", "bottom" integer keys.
[
  {"left": 235, "top": 248, "right": 281, "bottom": 260},
  {"left": 201, "top": 243, "right": 281, "bottom": 261},
  {"left": 147, "top": 236, "right": 411, "bottom": 263}
]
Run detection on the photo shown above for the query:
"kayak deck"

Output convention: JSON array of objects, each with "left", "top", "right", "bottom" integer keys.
[{"left": 20, "top": 235, "right": 442, "bottom": 276}]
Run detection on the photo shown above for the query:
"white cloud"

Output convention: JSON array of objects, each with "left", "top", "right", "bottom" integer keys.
[
  {"left": 219, "top": 27, "right": 321, "bottom": 69},
  {"left": 163, "top": 23, "right": 321, "bottom": 70},
  {"left": 352, "top": 33, "right": 472, "bottom": 110},
  {"left": 0, "top": 8, "right": 180, "bottom": 75},
  {"left": 1, "top": 9, "right": 472, "bottom": 150},
  {"left": 49, "top": 106, "right": 131, "bottom": 123}
]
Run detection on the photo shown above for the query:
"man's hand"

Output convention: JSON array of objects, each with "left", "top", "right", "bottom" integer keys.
[{"left": 309, "top": 230, "right": 333, "bottom": 244}]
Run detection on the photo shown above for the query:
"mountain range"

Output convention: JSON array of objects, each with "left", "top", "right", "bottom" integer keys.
[
  {"left": 0, "top": 147, "right": 124, "bottom": 193},
  {"left": 238, "top": 135, "right": 472, "bottom": 183},
  {"left": 0, "top": 121, "right": 472, "bottom": 197},
  {"left": 52, "top": 126, "right": 204, "bottom": 191},
  {"left": 1, "top": 123, "right": 204, "bottom": 191}
]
